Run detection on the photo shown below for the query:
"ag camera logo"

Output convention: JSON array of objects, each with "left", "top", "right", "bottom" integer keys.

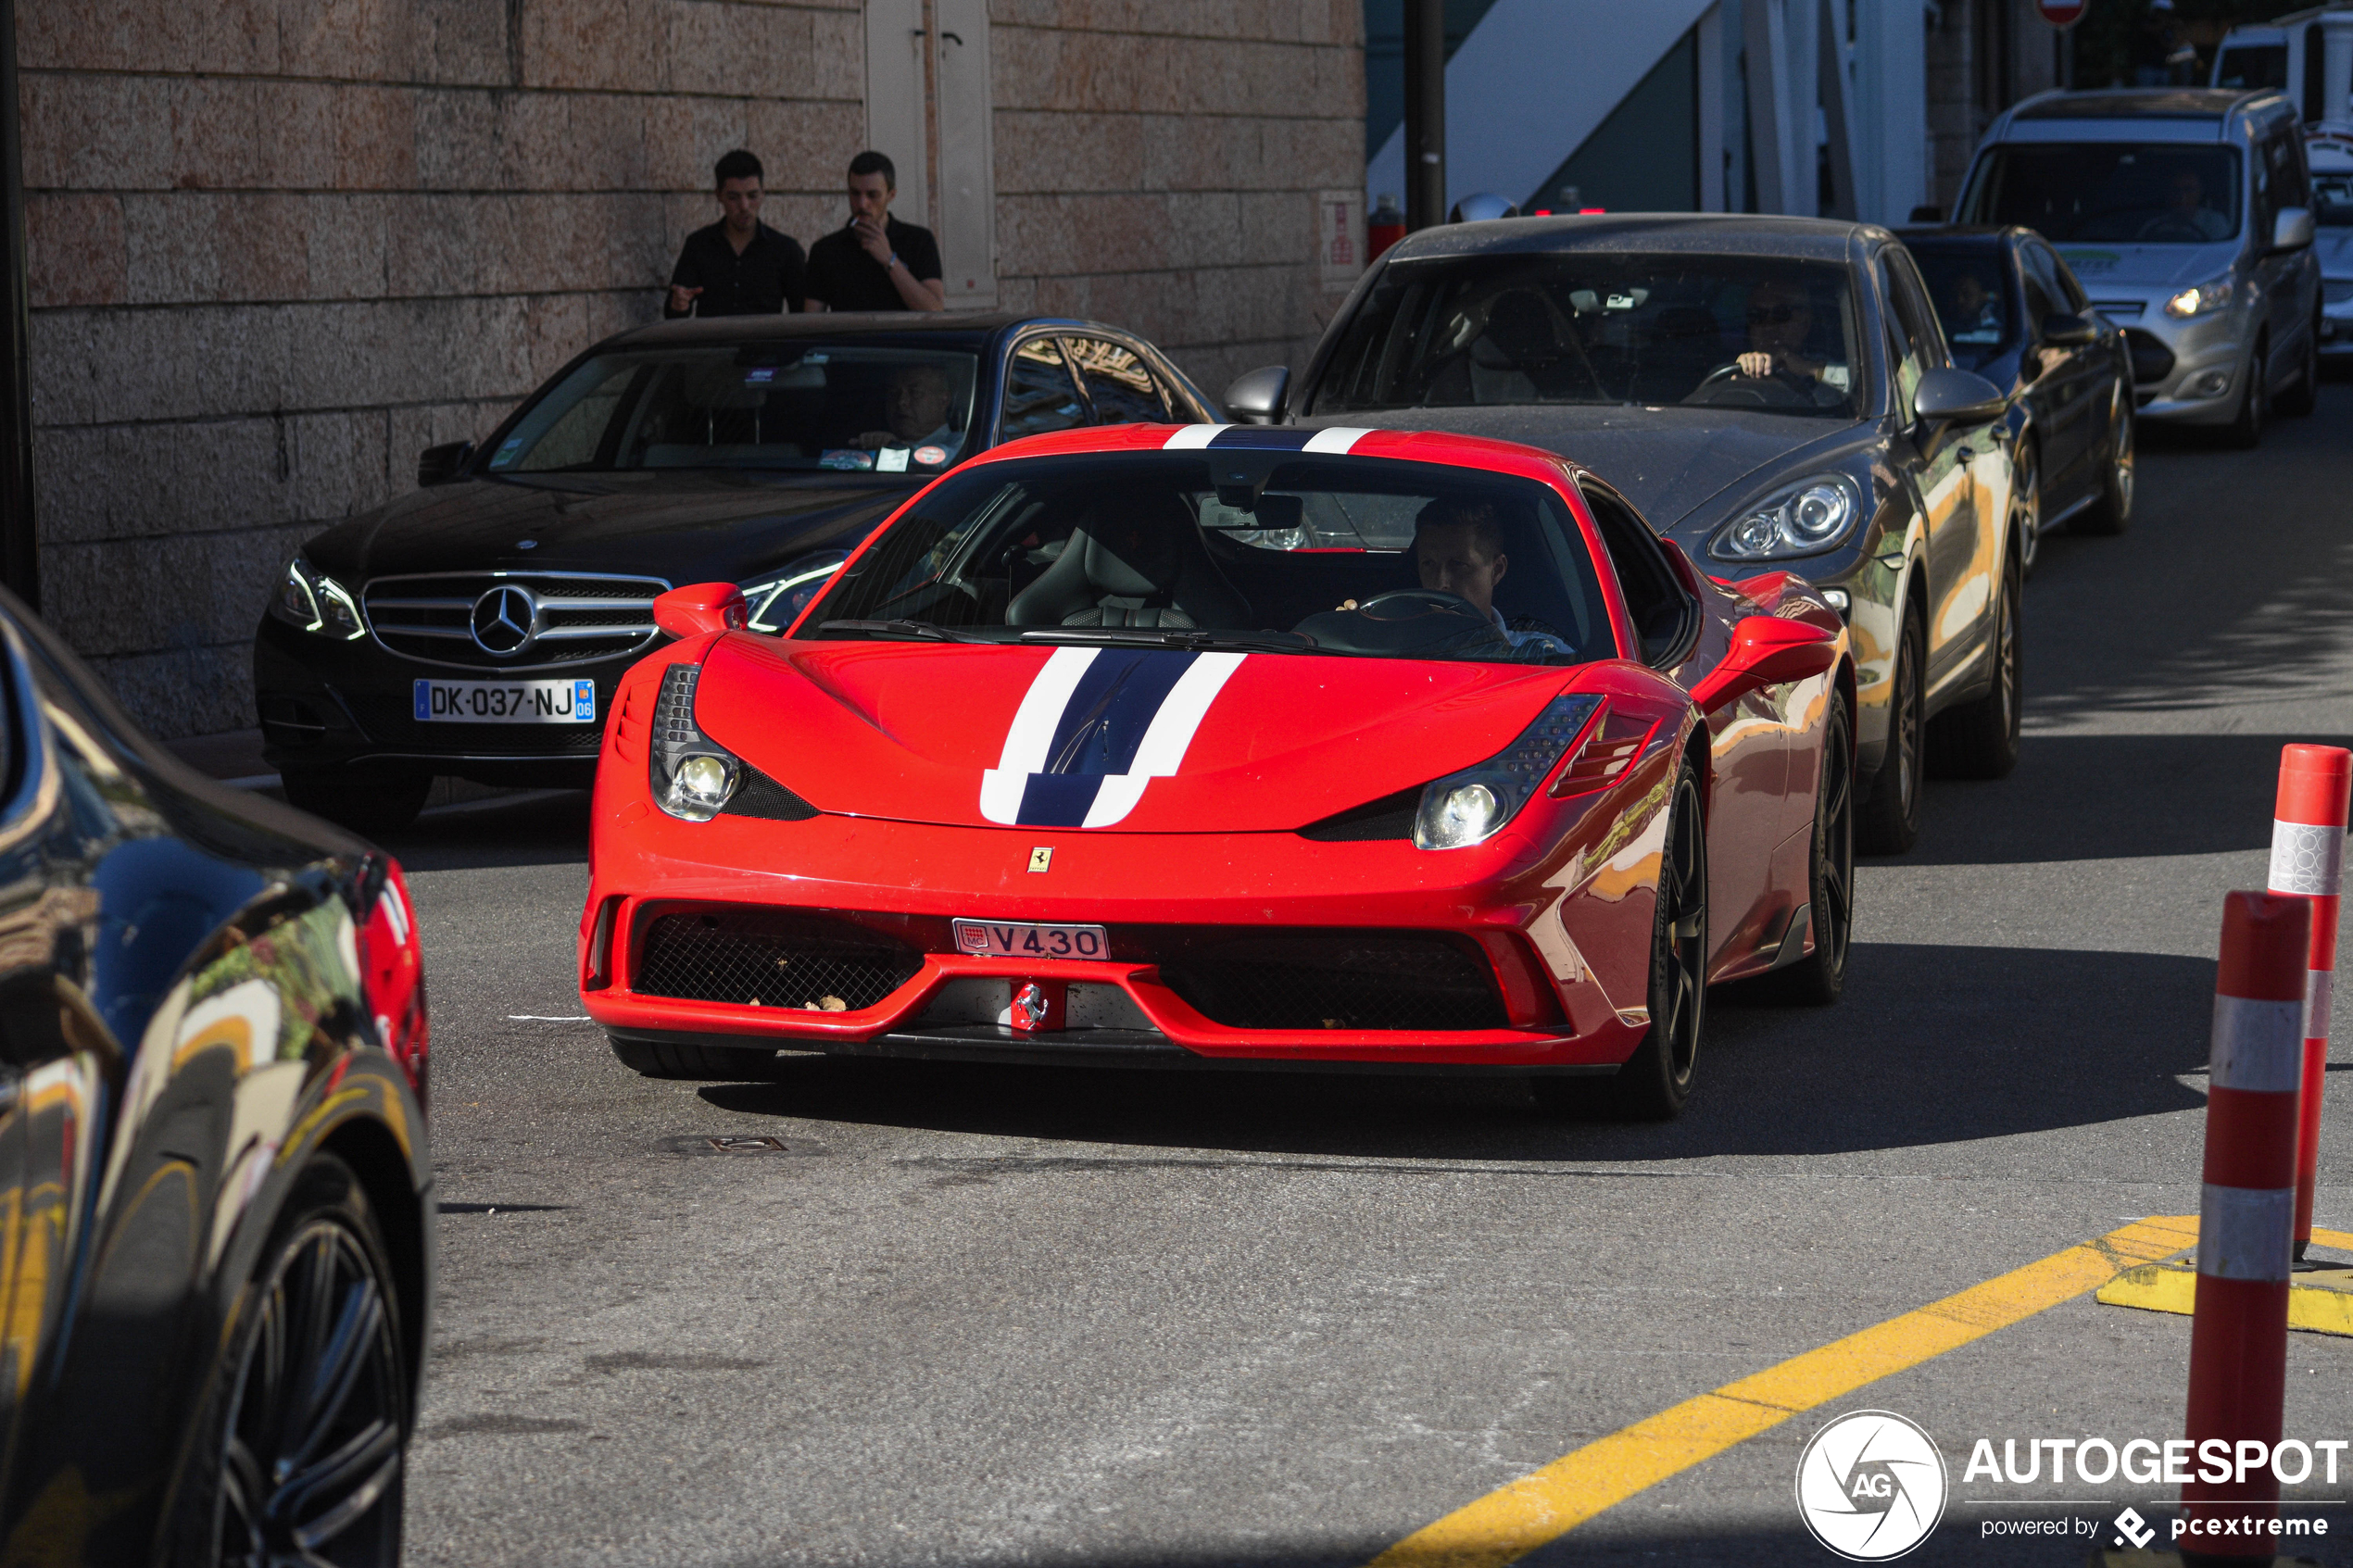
[{"left": 1795, "top": 1411, "right": 1949, "bottom": 1561}]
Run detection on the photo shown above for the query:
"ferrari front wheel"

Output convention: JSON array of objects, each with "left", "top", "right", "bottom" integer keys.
[{"left": 1603, "top": 759, "right": 1709, "bottom": 1121}]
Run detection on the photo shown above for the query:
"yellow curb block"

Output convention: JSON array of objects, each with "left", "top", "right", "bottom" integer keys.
[{"left": 2094, "top": 1225, "right": 2353, "bottom": 1338}]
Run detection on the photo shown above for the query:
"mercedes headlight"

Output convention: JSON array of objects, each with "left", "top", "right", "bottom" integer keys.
[
  {"left": 742, "top": 548, "right": 850, "bottom": 634},
  {"left": 1413, "top": 694, "right": 1602, "bottom": 850},
  {"left": 2164, "top": 276, "right": 2234, "bottom": 319},
  {"left": 649, "top": 663, "right": 741, "bottom": 822},
  {"left": 1709, "top": 473, "right": 1863, "bottom": 561},
  {"left": 269, "top": 556, "right": 366, "bottom": 640}
]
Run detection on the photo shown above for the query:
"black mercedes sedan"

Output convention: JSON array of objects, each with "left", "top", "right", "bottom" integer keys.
[
  {"left": 0, "top": 586, "right": 432, "bottom": 1562},
  {"left": 1228, "top": 214, "right": 2024, "bottom": 856},
  {"left": 1899, "top": 225, "right": 2135, "bottom": 574},
  {"left": 256, "top": 312, "right": 1217, "bottom": 830}
]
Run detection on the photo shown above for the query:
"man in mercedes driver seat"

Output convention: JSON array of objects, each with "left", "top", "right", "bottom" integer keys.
[{"left": 1410, "top": 498, "right": 1575, "bottom": 656}]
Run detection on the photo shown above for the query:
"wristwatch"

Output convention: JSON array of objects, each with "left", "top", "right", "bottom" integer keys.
[{"left": 887, "top": 253, "right": 902, "bottom": 270}]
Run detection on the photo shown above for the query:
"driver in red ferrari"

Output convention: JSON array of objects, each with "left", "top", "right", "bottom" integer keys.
[{"left": 1412, "top": 498, "right": 1575, "bottom": 656}]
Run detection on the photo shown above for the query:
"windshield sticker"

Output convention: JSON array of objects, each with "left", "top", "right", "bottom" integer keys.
[
  {"left": 914, "top": 445, "right": 949, "bottom": 467},
  {"left": 489, "top": 437, "right": 522, "bottom": 468},
  {"left": 876, "top": 447, "right": 910, "bottom": 473},
  {"left": 1822, "top": 364, "right": 1852, "bottom": 388},
  {"left": 819, "top": 449, "right": 875, "bottom": 470}
]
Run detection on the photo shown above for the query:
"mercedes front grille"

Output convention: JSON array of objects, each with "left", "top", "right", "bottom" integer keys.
[{"left": 362, "top": 571, "right": 671, "bottom": 670}]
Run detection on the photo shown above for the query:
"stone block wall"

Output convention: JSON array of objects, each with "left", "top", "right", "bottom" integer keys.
[{"left": 18, "top": 0, "right": 1364, "bottom": 737}]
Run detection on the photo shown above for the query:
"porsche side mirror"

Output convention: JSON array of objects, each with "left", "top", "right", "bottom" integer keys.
[
  {"left": 1911, "top": 367, "right": 2007, "bottom": 425},
  {"left": 2271, "top": 206, "right": 2315, "bottom": 253},
  {"left": 1223, "top": 365, "right": 1290, "bottom": 426},
  {"left": 653, "top": 583, "right": 749, "bottom": 640},
  {"left": 417, "top": 441, "right": 473, "bottom": 487},
  {"left": 1689, "top": 615, "right": 1839, "bottom": 712},
  {"left": 2040, "top": 311, "right": 2097, "bottom": 347}
]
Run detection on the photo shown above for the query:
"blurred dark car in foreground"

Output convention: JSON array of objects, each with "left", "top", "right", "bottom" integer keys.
[
  {"left": 1900, "top": 225, "right": 2136, "bottom": 573},
  {"left": 254, "top": 312, "right": 1216, "bottom": 831},
  {"left": 1232, "top": 213, "right": 2022, "bottom": 856},
  {"left": 0, "top": 587, "right": 431, "bottom": 1563}
]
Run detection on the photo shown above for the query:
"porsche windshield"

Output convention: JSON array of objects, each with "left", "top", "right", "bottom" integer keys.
[
  {"left": 1306, "top": 254, "right": 1865, "bottom": 418},
  {"left": 797, "top": 453, "right": 1615, "bottom": 667},
  {"left": 484, "top": 343, "right": 979, "bottom": 475},
  {"left": 1957, "top": 144, "right": 2244, "bottom": 244}
]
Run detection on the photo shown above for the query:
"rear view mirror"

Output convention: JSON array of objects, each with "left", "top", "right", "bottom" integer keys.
[
  {"left": 1222, "top": 365, "right": 1290, "bottom": 425},
  {"left": 1689, "top": 615, "right": 1838, "bottom": 712},
  {"left": 652, "top": 583, "right": 749, "bottom": 640},
  {"left": 2041, "top": 312, "right": 2097, "bottom": 347},
  {"left": 417, "top": 441, "right": 472, "bottom": 487},
  {"left": 1911, "top": 367, "right": 2007, "bottom": 424},
  {"left": 2271, "top": 206, "right": 2315, "bottom": 253}
]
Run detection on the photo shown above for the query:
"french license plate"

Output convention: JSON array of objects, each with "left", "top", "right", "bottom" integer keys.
[
  {"left": 412, "top": 677, "right": 598, "bottom": 724},
  {"left": 952, "top": 920, "right": 1111, "bottom": 960}
]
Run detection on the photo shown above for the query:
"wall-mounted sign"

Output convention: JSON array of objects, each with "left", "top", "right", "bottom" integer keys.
[{"left": 1318, "top": 191, "right": 1365, "bottom": 290}]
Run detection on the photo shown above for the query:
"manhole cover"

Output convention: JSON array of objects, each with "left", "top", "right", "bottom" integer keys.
[{"left": 707, "top": 1135, "right": 791, "bottom": 1153}]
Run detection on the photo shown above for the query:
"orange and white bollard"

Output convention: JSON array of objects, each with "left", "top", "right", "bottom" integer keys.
[
  {"left": 2266, "top": 744, "right": 2350, "bottom": 1261},
  {"left": 2181, "top": 892, "right": 2310, "bottom": 1555}
]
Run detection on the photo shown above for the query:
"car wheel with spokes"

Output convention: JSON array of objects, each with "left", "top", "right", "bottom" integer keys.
[
  {"left": 1600, "top": 759, "right": 1708, "bottom": 1121},
  {"left": 2012, "top": 440, "right": 2043, "bottom": 579},
  {"left": 173, "top": 1154, "right": 409, "bottom": 1568},
  {"left": 1751, "top": 696, "right": 1854, "bottom": 1006},
  {"left": 2075, "top": 395, "right": 2133, "bottom": 535},
  {"left": 1929, "top": 554, "right": 2023, "bottom": 781},
  {"left": 1856, "top": 604, "right": 1925, "bottom": 855}
]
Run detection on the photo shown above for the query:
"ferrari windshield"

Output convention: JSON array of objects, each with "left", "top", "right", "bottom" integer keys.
[
  {"left": 484, "top": 343, "right": 979, "bottom": 475},
  {"left": 796, "top": 452, "right": 1615, "bottom": 666},
  {"left": 1957, "top": 144, "right": 2244, "bottom": 244},
  {"left": 1306, "top": 254, "right": 1866, "bottom": 418}
]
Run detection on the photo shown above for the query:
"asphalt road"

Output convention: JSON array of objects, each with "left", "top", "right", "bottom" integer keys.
[{"left": 392, "top": 387, "right": 2353, "bottom": 1568}]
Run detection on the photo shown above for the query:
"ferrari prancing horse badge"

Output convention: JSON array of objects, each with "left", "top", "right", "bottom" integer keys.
[{"left": 1028, "top": 847, "right": 1053, "bottom": 872}]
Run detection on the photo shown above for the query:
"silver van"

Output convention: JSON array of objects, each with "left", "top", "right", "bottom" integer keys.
[{"left": 1951, "top": 89, "right": 2321, "bottom": 446}]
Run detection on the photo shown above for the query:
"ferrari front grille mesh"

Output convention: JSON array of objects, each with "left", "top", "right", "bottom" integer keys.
[
  {"left": 634, "top": 911, "right": 922, "bottom": 1011},
  {"left": 1157, "top": 933, "right": 1507, "bottom": 1032}
]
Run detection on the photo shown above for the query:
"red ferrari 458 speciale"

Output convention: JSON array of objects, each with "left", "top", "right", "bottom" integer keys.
[{"left": 579, "top": 424, "right": 1854, "bottom": 1117}]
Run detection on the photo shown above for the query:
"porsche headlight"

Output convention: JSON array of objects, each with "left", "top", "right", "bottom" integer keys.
[
  {"left": 269, "top": 556, "right": 366, "bottom": 640},
  {"left": 2164, "top": 276, "right": 2234, "bottom": 319},
  {"left": 649, "top": 664, "right": 741, "bottom": 822},
  {"left": 742, "top": 547, "right": 849, "bottom": 634},
  {"left": 1709, "top": 474, "right": 1862, "bottom": 561},
  {"left": 1413, "top": 694, "right": 1601, "bottom": 850}
]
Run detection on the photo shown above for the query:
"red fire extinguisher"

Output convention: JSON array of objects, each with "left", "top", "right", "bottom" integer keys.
[{"left": 1368, "top": 193, "right": 1406, "bottom": 262}]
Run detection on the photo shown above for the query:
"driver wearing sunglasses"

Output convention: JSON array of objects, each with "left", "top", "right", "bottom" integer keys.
[{"left": 1733, "top": 278, "right": 1827, "bottom": 383}]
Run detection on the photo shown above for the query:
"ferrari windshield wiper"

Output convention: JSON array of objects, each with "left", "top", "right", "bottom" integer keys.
[
  {"left": 819, "top": 619, "right": 988, "bottom": 643},
  {"left": 1020, "top": 627, "right": 1316, "bottom": 655}
]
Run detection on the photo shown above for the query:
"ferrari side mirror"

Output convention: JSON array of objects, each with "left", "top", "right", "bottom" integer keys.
[
  {"left": 653, "top": 583, "right": 749, "bottom": 640},
  {"left": 1689, "top": 615, "right": 1838, "bottom": 712}
]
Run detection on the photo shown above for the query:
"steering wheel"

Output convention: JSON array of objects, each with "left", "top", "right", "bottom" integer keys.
[
  {"left": 1354, "top": 589, "right": 1487, "bottom": 621},
  {"left": 1685, "top": 361, "right": 1776, "bottom": 407},
  {"left": 2135, "top": 214, "right": 2212, "bottom": 244}
]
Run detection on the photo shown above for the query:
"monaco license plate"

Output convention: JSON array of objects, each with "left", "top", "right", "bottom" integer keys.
[
  {"left": 413, "top": 677, "right": 598, "bottom": 724},
  {"left": 952, "top": 920, "right": 1111, "bottom": 960}
]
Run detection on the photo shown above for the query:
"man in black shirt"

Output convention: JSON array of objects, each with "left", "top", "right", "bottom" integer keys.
[
  {"left": 665, "top": 149, "right": 805, "bottom": 318},
  {"left": 803, "top": 151, "right": 946, "bottom": 313}
]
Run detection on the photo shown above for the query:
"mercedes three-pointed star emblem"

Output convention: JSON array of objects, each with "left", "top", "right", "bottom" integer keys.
[{"left": 470, "top": 583, "right": 539, "bottom": 656}]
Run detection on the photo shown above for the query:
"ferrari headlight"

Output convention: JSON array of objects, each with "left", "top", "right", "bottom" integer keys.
[
  {"left": 1414, "top": 694, "right": 1601, "bottom": 850},
  {"left": 269, "top": 556, "right": 366, "bottom": 640},
  {"left": 649, "top": 664, "right": 741, "bottom": 822},
  {"left": 743, "top": 547, "right": 850, "bottom": 634},
  {"left": 2164, "top": 276, "right": 2234, "bottom": 319},
  {"left": 1708, "top": 473, "right": 1862, "bottom": 561}
]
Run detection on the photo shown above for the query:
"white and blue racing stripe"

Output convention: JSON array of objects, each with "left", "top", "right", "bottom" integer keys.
[
  {"left": 979, "top": 646, "right": 1243, "bottom": 828},
  {"left": 1160, "top": 424, "right": 1375, "bottom": 454}
]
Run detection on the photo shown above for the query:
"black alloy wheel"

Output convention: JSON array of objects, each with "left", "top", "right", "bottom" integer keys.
[
  {"left": 1856, "top": 606, "right": 1925, "bottom": 856},
  {"left": 2012, "top": 440, "right": 2043, "bottom": 580},
  {"left": 2275, "top": 315, "right": 2320, "bottom": 417},
  {"left": 1929, "top": 554, "right": 2023, "bottom": 781},
  {"left": 281, "top": 770, "right": 433, "bottom": 836},
  {"left": 177, "top": 1155, "right": 409, "bottom": 1568},
  {"left": 2225, "top": 342, "right": 2266, "bottom": 449},
  {"left": 1597, "top": 760, "right": 1709, "bottom": 1121},
  {"left": 2076, "top": 395, "right": 2133, "bottom": 535},
  {"left": 1753, "top": 696, "right": 1854, "bottom": 1006}
]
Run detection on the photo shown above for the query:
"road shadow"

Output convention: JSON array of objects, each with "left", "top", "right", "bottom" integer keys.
[
  {"left": 377, "top": 788, "right": 591, "bottom": 872},
  {"left": 698, "top": 942, "right": 2211, "bottom": 1164}
]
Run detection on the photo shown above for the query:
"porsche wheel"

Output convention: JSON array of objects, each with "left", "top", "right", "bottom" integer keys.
[
  {"left": 172, "top": 1155, "right": 409, "bottom": 1568},
  {"left": 2075, "top": 397, "right": 2133, "bottom": 536},
  {"left": 609, "top": 1035, "right": 779, "bottom": 1081},
  {"left": 2012, "top": 440, "right": 2042, "bottom": 580},
  {"left": 1856, "top": 605, "right": 1924, "bottom": 856},
  {"left": 1602, "top": 759, "right": 1708, "bottom": 1121},
  {"left": 1753, "top": 696, "right": 1853, "bottom": 1006},
  {"left": 1928, "top": 555, "right": 2022, "bottom": 782}
]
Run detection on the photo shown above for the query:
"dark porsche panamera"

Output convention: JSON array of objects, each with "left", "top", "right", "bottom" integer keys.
[
  {"left": 0, "top": 587, "right": 432, "bottom": 1562},
  {"left": 255, "top": 312, "right": 1216, "bottom": 830}
]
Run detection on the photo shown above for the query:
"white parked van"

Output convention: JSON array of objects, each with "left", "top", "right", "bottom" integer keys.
[
  {"left": 1952, "top": 90, "right": 2322, "bottom": 447},
  {"left": 2210, "top": 5, "right": 2353, "bottom": 121}
]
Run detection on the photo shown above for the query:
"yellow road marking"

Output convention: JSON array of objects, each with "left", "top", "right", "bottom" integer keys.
[{"left": 1365, "top": 1215, "right": 2199, "bottom": 1568}]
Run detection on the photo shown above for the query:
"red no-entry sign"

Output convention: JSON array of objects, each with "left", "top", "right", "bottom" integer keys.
[{"left": 2036, "top": 0, "right": 2086, "bottom": 26}]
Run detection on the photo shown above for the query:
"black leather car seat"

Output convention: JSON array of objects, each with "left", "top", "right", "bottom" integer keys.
[{"left": 1007, "top": 497, "right": 1252, "bottom": 630}]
